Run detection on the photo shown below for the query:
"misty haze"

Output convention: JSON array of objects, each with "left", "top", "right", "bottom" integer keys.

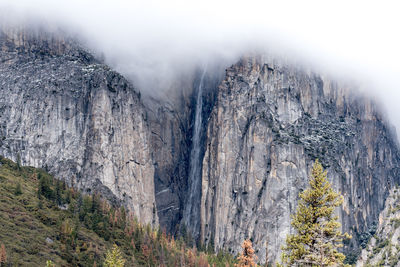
[{"left": 0, "top": 1, "right": 399, "bottom": 266}]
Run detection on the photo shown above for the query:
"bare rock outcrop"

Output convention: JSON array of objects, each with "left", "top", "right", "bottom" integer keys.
[
  {"left": 197, "top": 57, "right": 400, "bottom": 264},
  {"left": 0, "top": 28, "right": 157, "bottom": 224},
  {"left": 357, "top": 187, "right": 400, "bottom": 266}
]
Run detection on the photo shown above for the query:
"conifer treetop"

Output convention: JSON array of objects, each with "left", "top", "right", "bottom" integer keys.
[
  {"left": 104, "top": 244, "right": 126, "bottom": 267},
  {"left": 280, "top": 159, "right": 351, "bottom": 267}
]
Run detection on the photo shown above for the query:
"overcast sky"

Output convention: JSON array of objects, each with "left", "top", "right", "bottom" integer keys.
[{"left": 1, "top": 0, "right": 400, "bottom": 134}]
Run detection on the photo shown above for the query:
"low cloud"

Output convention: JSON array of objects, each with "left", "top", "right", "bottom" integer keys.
[{"left": 1, "top": 0, "right": 400, "bottom": 133}]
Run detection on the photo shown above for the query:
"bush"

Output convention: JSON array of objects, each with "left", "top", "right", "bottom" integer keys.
[{"left": 14, "top": 182, "right": 22, "bottom": 195}]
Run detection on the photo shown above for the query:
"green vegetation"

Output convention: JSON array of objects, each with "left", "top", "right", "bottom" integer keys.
[
  {"left": 104, "top": 244, "right": 125, "bottom": 267},
  {"left": 0, "top": 156, "right": 236, "bottom": 266},
  {"left": 2, "top": 155, "right": 391, "bottom": 266},
  {"left": 280, "top": 159, "right": 351, "bottom": 266}
]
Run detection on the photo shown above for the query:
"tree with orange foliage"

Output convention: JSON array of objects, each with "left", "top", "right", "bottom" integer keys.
[
  {"left": 141, "top": 243, "right": 151, "bottom": 263},
  {"left": 198, "top": 252, "right": 209, "bottom": 267},
  {"left": 236, "top": 240, "right": 257, "bottom": 267},
  {"left": 0, "top": 243, "right": 6, "bottom": 266},
  {"left": 187, "top": 248, "right": 196, "bottom": 267}
]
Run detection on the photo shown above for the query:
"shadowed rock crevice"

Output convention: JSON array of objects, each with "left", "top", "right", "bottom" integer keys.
[{"left": 147, "top": 66, "right": 223, "bottom": 234}]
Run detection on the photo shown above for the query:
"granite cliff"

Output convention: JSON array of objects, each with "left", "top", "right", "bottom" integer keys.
[
  {"left": 0, "top": 28, "right": 399, "bottom": 265},
  {"left": 146, "top": 67, "right": 222, "bottom": 233},
  {"left": 0, "top": 28, "right": 157, "bottom": 224},
  {"left": 357, "top": 187, "right": 400, "bottom": 266},
  {"left": 197, "top": 57, "right": 400, "bottom": 264}
]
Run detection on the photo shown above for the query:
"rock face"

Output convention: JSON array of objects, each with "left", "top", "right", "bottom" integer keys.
[
  {"left": 1, "top": 27, "right": 400, "bottom": 265},
  {"left": 145, "top": 79, "right": 195, "bottom": 232},
  {"left": 357, "top": 187, "right": 400, "bottom": 266},
  {"left": 197, "top": 57, "right": 400, "bottom": 264},
  {"left": 146, "top": 68, "right": 222, "bottom": 234},
  {"left": 0, "top": 28, "right": 157, "bottom": 224}
]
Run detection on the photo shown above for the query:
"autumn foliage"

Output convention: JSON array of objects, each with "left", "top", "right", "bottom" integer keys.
[
  {"left": 0, "top": 243, "right": 6, "bottom": 266},
  {"left": 236, "top": 240, "right": 257, "bottom": 267},
  {"left": 0, "top": 156, "right": 238, "bottom": 266}
]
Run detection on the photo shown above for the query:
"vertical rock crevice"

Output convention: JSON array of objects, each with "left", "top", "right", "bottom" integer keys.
[
  {"left": 183, "top": 67, "right": 207, "bottom": 239},
  {"left": 148, "top": 65, "right": 223, "bottom": 235}
]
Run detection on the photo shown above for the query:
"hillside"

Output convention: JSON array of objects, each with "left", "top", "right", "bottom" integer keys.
[{"left": 0, "top": 156, "right": 236, "bottom": 266}]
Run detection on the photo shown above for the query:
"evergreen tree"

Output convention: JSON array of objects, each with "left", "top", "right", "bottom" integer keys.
[
  {"left": 38, "top": 173, "right": 53, "bottom": 200},
  {"left": 236, "top": 239, "right": 257, "bottom": 267},
  {"left": 104, "top": 244, "right": 126, "bottom": 267},
  {"left": 16, "top": 153, "right": 21, "bottom": 171},
  {"left": 14, "top": 182, "right": 22, "bottom": 195},
  {"left": 66, "top": 189, "right": 72, "bottom": 204},
  {"left": 280, "top": 159, "right": 351, "bottom": 266},
  {"left": 55, "top": 179, "right": 62, "bottom": 205}
]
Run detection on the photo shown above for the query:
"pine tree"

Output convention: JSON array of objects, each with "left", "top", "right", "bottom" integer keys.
[
  {"left": 38, "top": 173, "right": 53, "bottom": 200},
  {"left": 280, "top": 159, "right": 351, "bottom": 266},
  {"left": 14, "top": 182, "right": 22, "bottom": 195},
  {"left": 16, "top": 153, "right": 21, "bottom": 171},
  {"left": 55, "top": 179, "right": 62, "bottom": 205},
  {"left": 236, "top": 239, "right": 257, "bottom": 267},
  {"left": 104, "top": 244, "right": 126, "bottom": 267}
]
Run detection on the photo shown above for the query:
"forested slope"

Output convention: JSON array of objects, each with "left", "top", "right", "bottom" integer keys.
[{"left": 0, "top": 156, "right": 235, "bottom": 266}]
